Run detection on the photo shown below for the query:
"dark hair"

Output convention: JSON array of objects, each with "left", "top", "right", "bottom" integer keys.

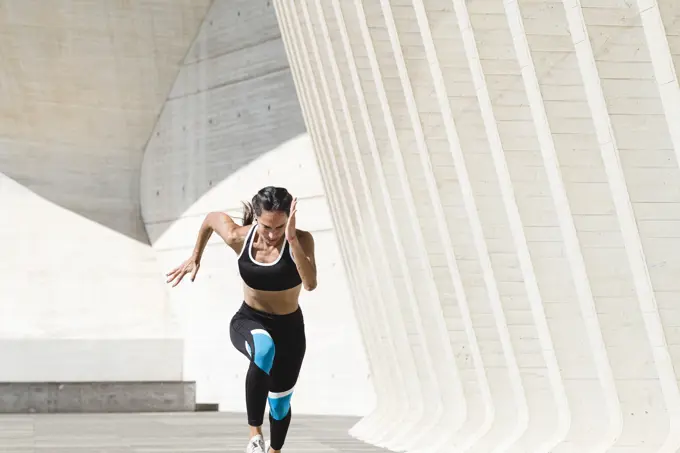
[{"left": 241, "top": 186, "right": 293, "bottom": 225}]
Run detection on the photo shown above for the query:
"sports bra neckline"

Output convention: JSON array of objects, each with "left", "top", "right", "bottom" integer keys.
[
  {"left": 243, "top": 221, "right": 291, "bottom": 267},
  {"left": 237, "top": 221, "right": 302, "bottom": 292}
]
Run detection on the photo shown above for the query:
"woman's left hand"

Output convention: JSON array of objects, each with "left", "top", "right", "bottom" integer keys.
[{"left": 286, "top": 197, "right": 298, "bottom": 242}]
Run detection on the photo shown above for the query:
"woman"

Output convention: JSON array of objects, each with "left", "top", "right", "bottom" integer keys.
[{"left": 166, "top": 186, "right": 317, "bottom": 453}]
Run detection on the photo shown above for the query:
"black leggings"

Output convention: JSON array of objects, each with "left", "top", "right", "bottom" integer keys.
[{"left": 229, "top": 302, "right": 306, "bottom": 451}]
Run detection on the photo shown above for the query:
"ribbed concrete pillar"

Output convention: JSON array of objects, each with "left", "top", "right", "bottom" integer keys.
[{"left": 274, "top": 0, "right": 680, "bottom": 452}]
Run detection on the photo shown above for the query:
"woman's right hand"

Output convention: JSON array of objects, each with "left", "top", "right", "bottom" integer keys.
[{"left": 166, "top": 257, "right": 200, "bottom": 287}]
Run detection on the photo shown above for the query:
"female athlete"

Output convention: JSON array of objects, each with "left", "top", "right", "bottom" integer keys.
[{"left": 165, "top": 186, "right": 317, "bottom": 453}]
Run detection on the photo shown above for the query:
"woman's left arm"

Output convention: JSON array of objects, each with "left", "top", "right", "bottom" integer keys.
[{"left": 289, "top": 231, "right": 317, "bottom": 291}]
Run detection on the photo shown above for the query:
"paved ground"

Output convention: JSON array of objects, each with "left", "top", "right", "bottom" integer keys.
[{"left": 0, "top": 412, "right": 392, "bottom": 452}]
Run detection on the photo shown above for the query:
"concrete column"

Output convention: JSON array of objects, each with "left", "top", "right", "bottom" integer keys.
[{"left": 275, "top": 0, "right": 680, "bottom": 451}]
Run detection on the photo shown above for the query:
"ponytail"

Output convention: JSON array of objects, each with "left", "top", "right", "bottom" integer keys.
[{"left": 241, "top": 201, "right": 255, "bottom": 226}]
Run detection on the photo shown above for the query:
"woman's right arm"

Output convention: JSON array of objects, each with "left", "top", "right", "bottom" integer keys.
[
  {"left": 166, "top": 212, "right": 241, "bottom": 287},
  {"left": 190, "top": 211, "right": 240, "bottom": 262}
]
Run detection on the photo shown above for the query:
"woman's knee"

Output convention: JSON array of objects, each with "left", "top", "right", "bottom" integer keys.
[{"left": 251, "top": 329, "right": 276, "bottom": 374}]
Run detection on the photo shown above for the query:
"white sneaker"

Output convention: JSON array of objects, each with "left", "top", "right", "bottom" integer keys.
[
  {"left": 265, "top": 440, "right": 271, "bottom": 453},
  {"left": 246, "top": 434, "right": 266, "bottom": 453}
]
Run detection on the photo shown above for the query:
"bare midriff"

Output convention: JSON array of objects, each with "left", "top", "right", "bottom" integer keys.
[{"left": 242, "top": 283, "right": 302, "bottom": 315}]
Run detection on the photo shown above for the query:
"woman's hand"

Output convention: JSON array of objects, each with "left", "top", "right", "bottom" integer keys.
[
  {"left": 166, "top": 256, "right": 200, "bottom": 287},
  {"left": 286, "top": 197, "right": 298, "bottom": 242}
]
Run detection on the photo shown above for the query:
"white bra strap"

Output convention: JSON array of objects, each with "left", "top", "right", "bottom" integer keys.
[{"left": 237, "top": 222, "right": 258, "bottom": 259}]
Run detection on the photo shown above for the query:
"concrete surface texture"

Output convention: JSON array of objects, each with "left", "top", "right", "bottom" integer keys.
[
  {"left": 273, "top": 0, "right": 680, "bottom": 452},
  {"left": 0, "top": 0, "right": 210, "bottom": 382},
  {"left": 139, "top": 0, "right": 372, "bottom": 415},
  {"left": 0, "top": 412, "right": 390, "bottom": 452},
  {"left": 0, "top": 381, "right": 196, "bottom": 414},
  {"left": 0, "top": 0, "right": 372, "bottom": 418}
]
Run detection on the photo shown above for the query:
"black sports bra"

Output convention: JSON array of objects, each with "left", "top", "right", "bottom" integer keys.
[{"left": 237, "top": 222, "right": 302, "bottom": 291}]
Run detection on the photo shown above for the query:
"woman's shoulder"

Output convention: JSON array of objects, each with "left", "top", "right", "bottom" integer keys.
[
  {"left": 294, "top": 228, "right": 313, "bottom": 239},
  {"left": 293, "top": 229, "right": 315, "bottom": 251},
  {"left": 232, "top": 222, "right": 255, "bottom": 240}
]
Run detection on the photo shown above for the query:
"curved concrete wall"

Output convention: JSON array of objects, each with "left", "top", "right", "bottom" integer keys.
[
  {"left": 0, "top": 0, "right": 210, "bottom": 381},
  {"left": 1, "top": 0, "right": 371, "bottom": 416},
  {"left": 274, "top": 0, "right": 680, "bottom": 451},
  {"left": 140, "top": 0, "right": 373, "bottom": 416}
]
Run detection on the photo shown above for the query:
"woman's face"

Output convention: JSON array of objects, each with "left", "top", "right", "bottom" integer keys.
[{"left": 256, "top": 210, "right": 288, "bottom": 245}]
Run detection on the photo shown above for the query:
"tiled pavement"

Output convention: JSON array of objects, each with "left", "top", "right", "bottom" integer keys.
[{"left": 0, "top": 412, "right": 393, "bottom": 452}]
